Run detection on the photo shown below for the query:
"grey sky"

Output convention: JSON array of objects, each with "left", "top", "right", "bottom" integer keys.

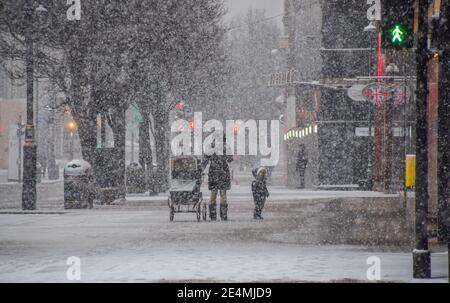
[{"left": 225, "top": 0, "right": 284, "bottom": 20}]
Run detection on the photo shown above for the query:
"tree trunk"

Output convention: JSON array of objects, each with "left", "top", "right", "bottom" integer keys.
[
  {"left": 138, "top": 115, "right": 153, "bottom": 171},
  {"left": 108, "top": 107, "right": 127, "bottom": 198},
  {"left": 153, "top": 108, "right": 170, "bottom": 193},
  {"left": 136, "top": 102, "right": 155, "bottom": 193},
  {"left": 71, "top": 97, "right": 97, "bottom": 166},
  {"left": 76, "top": 112, "right": 97, "bottom": 165}
]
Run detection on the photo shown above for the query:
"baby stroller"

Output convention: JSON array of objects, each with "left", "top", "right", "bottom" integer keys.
[{"left": 168, "top": 156, "right": 207, "bottom": 222}]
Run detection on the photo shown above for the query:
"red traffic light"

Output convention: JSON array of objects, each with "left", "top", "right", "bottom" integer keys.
[{"left": 175, "top": 102, "right": 185, "bottom": 111}]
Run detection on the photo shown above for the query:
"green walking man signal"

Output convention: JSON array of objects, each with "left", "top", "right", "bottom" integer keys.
[
  {"left": 381, "top": 0, "right": 415, "bottom": 49},
  {"left": 383, "top": 22, "right": 412, "bottom": 49},
  {"left": 392, "top": 25, "right": 404, "bottom": 42}
]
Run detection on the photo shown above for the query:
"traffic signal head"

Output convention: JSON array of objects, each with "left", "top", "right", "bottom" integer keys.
[
  {"left": 387, "top": 23, "right": 409, "bottom": 46},
  {"left": 382, "top": 0, "right": 415, "bottom": 49},
  {"left": 175, "top": 102, "right": 185, "bottom": 111}
]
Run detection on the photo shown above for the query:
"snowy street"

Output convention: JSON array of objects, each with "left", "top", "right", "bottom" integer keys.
[{"left": 0, "top": 186, "right": 447, "bottom": 283}]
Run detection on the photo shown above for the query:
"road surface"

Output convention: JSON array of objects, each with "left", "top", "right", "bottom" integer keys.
[{"left": 0, "top": 186, "right": 447, "bottom": 283}]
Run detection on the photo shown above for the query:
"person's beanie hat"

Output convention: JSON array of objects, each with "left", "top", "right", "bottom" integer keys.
[{"left": 257, "top": 167, "right": 268, "bottom": 177}]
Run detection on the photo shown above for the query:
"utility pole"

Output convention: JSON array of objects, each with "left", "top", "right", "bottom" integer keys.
[
  {"left": 22, "top": 0, "right": 37, "bottom": 211},
  {"left": 413, "top": 0, "right": 431, "bottom": 279},
  {"left": 436, "top": 0, "right": 449, "bottom": 282}
]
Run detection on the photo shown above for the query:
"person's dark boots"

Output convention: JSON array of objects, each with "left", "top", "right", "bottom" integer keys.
[
  {"left": 254, "top": 205, "right": 261, "bottom": 220},
  {"left": 253, "top": 208, "right": 259, "bottom": 220},
  {"left": 254, "top": 202, "right": 265, "bottom": 220},
  {"left": 220, "top": 204, "right": 228, "bottom": 221},
  {"left": 209, "top": 204, "right": 217, "bottom": 221},
  {"left": 259, "top": 201, "right": 265, "bottom": 220}
]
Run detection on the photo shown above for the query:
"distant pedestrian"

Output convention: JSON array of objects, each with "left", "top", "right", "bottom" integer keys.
[
  {"left": 295, "top": 146, "right": 308, "bottom": 189},
  {"left": 251, "top": 167, "right": 269, "bottom": 220}
]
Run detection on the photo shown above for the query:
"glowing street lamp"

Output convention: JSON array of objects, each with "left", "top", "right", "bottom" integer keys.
[{"left": 67, "top": 120, "right": 77, "bottom": 131}]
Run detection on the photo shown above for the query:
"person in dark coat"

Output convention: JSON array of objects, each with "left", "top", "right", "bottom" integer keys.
[
  {"left": 295, "top": 146, "right": 308, "bottom": 189},
  {"left": 202, "top": 136, "right": 233, "bottom": 221},
  {"left": 252, "top": 167, "right": 269, "bottom": 220}
]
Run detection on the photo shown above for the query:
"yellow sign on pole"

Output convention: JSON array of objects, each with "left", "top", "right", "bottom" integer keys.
[{"left": 405, "top": 154, "right": 416, "bottom": 188}]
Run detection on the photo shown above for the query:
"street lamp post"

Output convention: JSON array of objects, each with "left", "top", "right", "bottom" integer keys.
[
  {"left": 22, "top": 1, "right": 48, "bottom": 210},
  {"left": 67, "top": 120, "right": 76, "bottom": 161},
  {"left": 69, "top": 131, "right": 74, "bottom": 161},
  {"left": 22, "top": 0, "right": 38, "bottom": 210}
]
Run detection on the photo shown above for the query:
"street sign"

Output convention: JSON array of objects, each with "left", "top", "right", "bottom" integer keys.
[
  {"left": 362, "top": 83, "right": 390, "bottom": 106},
  {"left": 391, "top": 85, "right": 412, "bottom": 107},
  {"left": 356, "top": 127, "right": 408, "bottom": 137},
  {"left": 355, "top": 127, "right": 374, "bottom": 137},
  {"left": 362, "top": 83, "right": 412, "bottom": 107},
  {"left": 268, "top": 70, "right": 298, "bottom": 87},
  {"left": 347, "top": 84, "right": 367, "bottom": 101}
]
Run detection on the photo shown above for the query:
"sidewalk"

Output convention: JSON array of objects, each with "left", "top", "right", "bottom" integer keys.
[
  {"left": 119, "top": 186, "right": 399, "bottom": 208},
  {"left": 0, "top": 171, "right": 400, "bottom": 210}
]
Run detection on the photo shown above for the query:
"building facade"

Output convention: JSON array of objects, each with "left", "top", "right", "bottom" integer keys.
[
  {"left": 0, "top": 65, "right": 26, "bottom": 169},
  {"left": 0, "top": 65, "right": 68, "bottom": 171},
  {"left": 278, "top": 0, "right": 412, "bottom": 190}
]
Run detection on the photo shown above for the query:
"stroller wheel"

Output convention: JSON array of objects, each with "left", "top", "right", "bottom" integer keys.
[{"left": 170, "top": 207, "right": 175, "bottom": 222}]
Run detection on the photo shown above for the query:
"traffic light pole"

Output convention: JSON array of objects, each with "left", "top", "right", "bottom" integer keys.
[
  {"left": 436, "top": 1, "right": 449, "bottom": 282},
  {"left": 22, "top": 0, "right": 37, "bottom": 211},
  {"left": 412, "top": 0, "right": 431, "bottom": 279}
]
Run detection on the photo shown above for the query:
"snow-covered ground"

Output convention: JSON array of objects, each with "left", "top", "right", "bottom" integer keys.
[{"left": 0, "top": 188, "right": 447, "bottom": 283}]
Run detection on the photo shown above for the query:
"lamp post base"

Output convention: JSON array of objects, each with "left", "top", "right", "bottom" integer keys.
[
  {"left": 22, "top": 144, "right": 37, "bottom": 211},
  {"left": 412, "top": 249, "right": 431, "bottom": 279}
]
